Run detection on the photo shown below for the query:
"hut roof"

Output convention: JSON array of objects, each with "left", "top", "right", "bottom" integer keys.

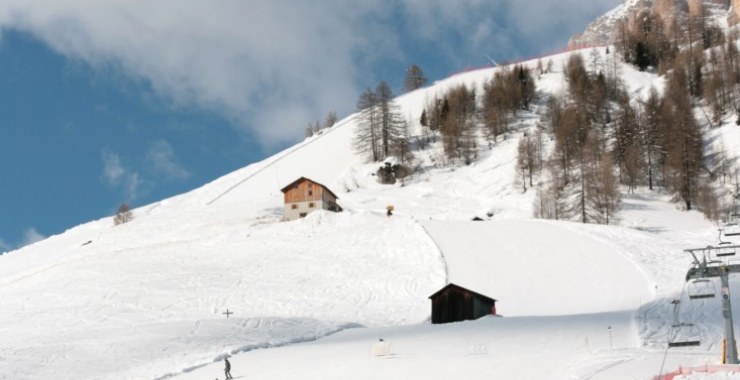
[
  {"left": 280, "top": 177, "right": 339, "bottom": 200},
  {"left": 428, "top": 283, "right": 497, "bottom": 303}
]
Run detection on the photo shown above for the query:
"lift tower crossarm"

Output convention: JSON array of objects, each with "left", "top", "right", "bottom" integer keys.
[
  {"left": 686, "top": 263, "right": 740, "bottom": 282},
  {"left": 685, "top": 245, "right": 740, "bottom": 281}
]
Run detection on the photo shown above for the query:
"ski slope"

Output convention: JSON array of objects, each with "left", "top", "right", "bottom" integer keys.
[
  {"left": 2, "top": 44, "right": 740, "bottom": 380},
  {"left": 176, "top": 312, "right": 641, "bottom": 380},
  {"left": 423, "top": 219, "right": 653, "bottom": 316},
  {"left": 0, "top": 211, "right": 446, "bottom": 379},
  {"left": 171, "top": 194, "right": 740, "bottom": 380}
]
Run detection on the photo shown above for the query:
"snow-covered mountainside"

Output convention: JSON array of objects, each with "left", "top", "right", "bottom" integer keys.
[{"left": 2, "top": 45, "right": 740, "bottom": 380}]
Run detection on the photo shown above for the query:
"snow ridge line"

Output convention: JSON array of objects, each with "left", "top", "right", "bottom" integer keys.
[
  {"left": 416, "top": 219, "right": 449, "bottom": 284},
  {"left": 152, "top": 322, "right": 363, "bottom": 380},
  {"left": 556, "top": 220, "right": 658, "bottom": 298},
  {"left": 205, "top": 115, "right": 355, "bottom": 206}
]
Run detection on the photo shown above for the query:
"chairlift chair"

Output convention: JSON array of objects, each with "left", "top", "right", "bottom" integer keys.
[
  {"left": 668, "top": 322, "right": 701, "bottom": 347},
  {"left": 688, "top": 279, "right": 716, "bottom": 300},
  {"left": 725, "top": 223, "right": 740, "bottom": 237},
  {"left": 717, "top": 242, "right": 737, "bottom": 257}
]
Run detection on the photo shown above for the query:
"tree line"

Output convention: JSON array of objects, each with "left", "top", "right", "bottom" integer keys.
[
  {"left": 417, "top": 64, "right": 537, "bottom": 165},
  {"left": 308, "top": 65, "right": 428, "bottom": 142},
  {"left": 611, "top": 6, "right": 740, "bottom": 221},
  {"left": 349, "top": 23, "right": 740, "bottom": 224},
  {"left": 535, "top": 53, "right": 622, "bottom": 224},
  {"left": 536, "top": 38, "right": 740, "bottom": 224},
  {"left": 353, "top": 81, "right": 412, "bottom": 165}
]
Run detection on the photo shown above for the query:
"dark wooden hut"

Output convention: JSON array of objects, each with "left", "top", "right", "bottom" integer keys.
[{"left": 429, "top": 283, "right": 497, "bottom": 324}]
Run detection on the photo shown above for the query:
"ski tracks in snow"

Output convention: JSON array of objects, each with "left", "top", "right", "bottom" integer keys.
[
  {"left": 560, "top": 349, "right": 637, "bottom": 380},
  {"left": 150, "top": 317, "right": 355, "bottom": 380}
]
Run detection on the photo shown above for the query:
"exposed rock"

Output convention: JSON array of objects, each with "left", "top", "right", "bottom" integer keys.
[
  {"left": 568, "top": 0, "right": 650, "bottom": 48},
  {"left": 569, "top": 0, "right": 734, "bottom": 48},
  {"left": 689, "top": 0, "right": 730, "bottom": 17},
  {"left": 731, "top": 0, "right": 740, "bottom": 25},
  {"left": 654, "top": 0, "right": 688, "bottom": 36}
]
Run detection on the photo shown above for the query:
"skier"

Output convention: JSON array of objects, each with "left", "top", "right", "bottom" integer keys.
[{"left": 224, "top": 357, "right": 233, "bottom": 379}]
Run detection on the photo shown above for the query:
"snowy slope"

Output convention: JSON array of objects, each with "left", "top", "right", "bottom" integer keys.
[
  {"left": 0, "top": 211, "right": 446, "bottom": 379},
  {"left": 171, "top": 192, "right": 740, "bottom": 380},
  {"left": 2, "top": 46, "right": 740, "bottom": 380},
  {"left": 423, "top": 219, "right": 653, "bottom": 316},
  {"left": 170, "top": 195, "right": 740, "bottom": 380},
  {"left": 176, "top": 312, "right": 641, "bottom": 380}
]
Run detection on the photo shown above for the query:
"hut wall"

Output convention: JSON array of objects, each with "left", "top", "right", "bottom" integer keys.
[
  {"left": 431, "top": 286, "right": 495, "bottom": 324},
  {"left": 283, "top": 182, "right": 340, "bottom": 220},
  {"left": 432, "top": 288, "right": 471, "bottom": 324},
  {"left": 473, "top": 297, "right": 495, "bottom": 319},
  {"left": 283, "top": 180, "right": 324, "bottom": 204}
]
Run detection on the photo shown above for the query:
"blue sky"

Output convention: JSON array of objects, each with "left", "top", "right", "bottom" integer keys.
[{"left": 0, "top": 0, "right": 621, "bottom": 251}]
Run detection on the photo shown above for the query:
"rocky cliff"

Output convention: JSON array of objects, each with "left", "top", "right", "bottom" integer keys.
[{"left": 569, "top": 0, "right": 734, "bottom": 48}]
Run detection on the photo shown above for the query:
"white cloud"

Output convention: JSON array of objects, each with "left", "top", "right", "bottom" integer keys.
[
  {"left": 101, "top": 149, "right": 141, "bottom": 201},
  {"left": 0, "top": 0, "right": 385, "bottom": 147},
  {"left": 401, "top": 0, "right": 490, "bottom": 40},
  {"left": 126, "top": 172, "right": 141, "bottom": 202},
  {"left": 400, "top": 0, "right": 622, "bottom": 63},
  {"left": 0, "top": 237, "right": 10, "bottom": 252},
  {"left": 20, "top": 227, "right": 46, "bottom": 247},
  {"left": 146, "top": 140, "right": 190, "bottom": 181},
  {"left": 102, "top": 149, "right": 126, "bottom": 186},
  {"left": 0, "top": 1, "right": 620, "bottom": 146},
  {"left": 507, "top": 0, "right": 623, "bottom": 46}
]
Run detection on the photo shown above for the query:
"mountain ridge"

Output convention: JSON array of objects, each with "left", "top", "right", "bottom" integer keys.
[{"left": 569, "top": 0, "right": 739, "bottom": 48}]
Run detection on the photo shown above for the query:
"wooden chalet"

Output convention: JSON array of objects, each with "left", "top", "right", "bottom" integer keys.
[
  {"left": 281, "top": 177, "right": 342, "bottom": 221},
  {"left": 429, "top": 283, "right": 497, "bottom": 324}
]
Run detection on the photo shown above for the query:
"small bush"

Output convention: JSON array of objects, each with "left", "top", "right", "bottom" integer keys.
[
  {"left": 376, "top": 162, "right": 412, "bottom": 185},
  {"left": 114, "top": 203, "right": 133, "bottom": 225}
]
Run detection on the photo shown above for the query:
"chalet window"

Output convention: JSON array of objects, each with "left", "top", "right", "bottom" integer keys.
[
  {"left": 299, "top": 213, "right": 307, "bottom": 218},
  {"left": 291, "top": 204, "right": 298, "bottom": 209},
  {"left": 309, "top": 202, "right": 315, "bottom": 208},
  {"left": 308, "top": 190, "right": 313, "bottom": 196}
]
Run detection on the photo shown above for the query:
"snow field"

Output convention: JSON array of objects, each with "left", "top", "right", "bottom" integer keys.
[
  {"left": 175, "top": 312, "right": 639, "bottom": 380},
  {"left": 423, "top": 219, "right": 654, "bottom": 316},
  {"left": 0, "top": 211, "right": 445, "bottom": 379},
  {"left": 170, "top": 192, "right": 740, "bottom": 380},
  {"left": 3, "top": 43, "right": 740, "bottom": 379}
]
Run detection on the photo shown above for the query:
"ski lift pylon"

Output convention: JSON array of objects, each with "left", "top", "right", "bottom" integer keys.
[{"left": 688, "top": 279, "right": 716, "bottom": 300}]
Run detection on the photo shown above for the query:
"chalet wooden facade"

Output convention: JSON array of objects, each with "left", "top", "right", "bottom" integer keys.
[
  {"left": 281, "top": 177, "right": 342, "bottom": 221},
  {"left": 429, "top": 283, "right": 497, "bottom": 324}
]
